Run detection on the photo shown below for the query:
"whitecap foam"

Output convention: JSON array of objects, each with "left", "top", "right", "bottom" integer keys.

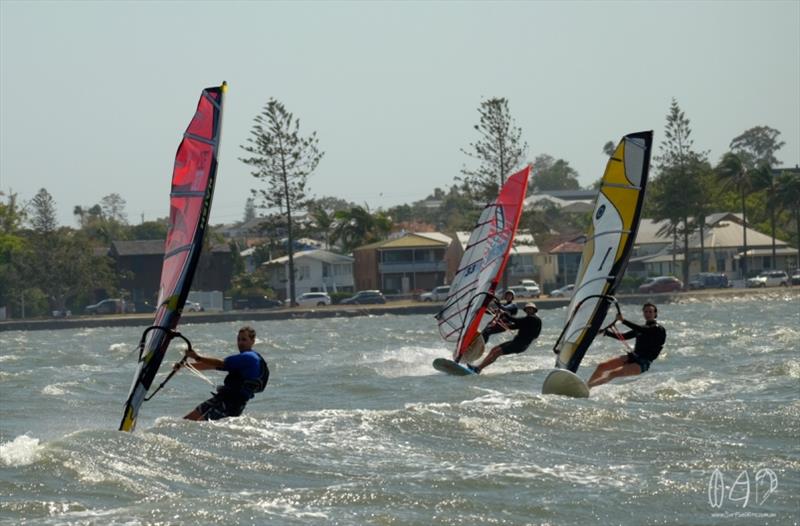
[{"left": 0, "top": 435, "right": 44, "bottom": 466}]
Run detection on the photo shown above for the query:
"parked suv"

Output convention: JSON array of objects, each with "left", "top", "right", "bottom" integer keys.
[
  {"left": 517, "top": 279, "right": 542, "bottom": 297},
  {"left": 291, "top": 292, "right": 332, "bottom": 307},
  {"left": 84, "top": 298, "right": 130, "bottom": 315},
  {"left": 746, "top": 270, "right": 789, "bottom": 288},
  {"left": 638, "top": 276, "right": 683, "bottom": 294},
  {"left": 688, "top": 273, "right": 730, "bottom": 290},
  {"left": 791, "top": 269, "right": 800, "bottom": 286},
  {"left": 550, "top": 284, "right": 575, "bottom": 298},
  {"left": 341, "top": 290, "right": 387, "bottom": 305},
  {"left": 420, "top": 286, "right": 450, "bottom": 302},
  {"left": 503, "top": 284, "right": 540, "bottom": 299}
]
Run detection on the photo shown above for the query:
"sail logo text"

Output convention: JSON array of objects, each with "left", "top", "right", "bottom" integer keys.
[{"left": 707, "top": 468, "right": 777, "bottom": 509}]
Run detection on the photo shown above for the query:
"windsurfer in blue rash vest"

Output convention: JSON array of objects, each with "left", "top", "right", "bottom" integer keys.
[
  {"left": 587, "top": 303, "right": 666, "bottom": 388},
  {"left": 481, "top": 290, "right": 518, "bottom": 343},
  {"left": 468, "top": 302, "right": 541, "bottom": 374},
  {"left": 182, "top": 326, "right": 270, "bottom": 421}
]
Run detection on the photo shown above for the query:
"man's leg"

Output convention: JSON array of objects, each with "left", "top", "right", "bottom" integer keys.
[
  {"left": 183, "top": 408, "right": 204, "bottom": 420},
  {"left": 473, "top": 345, "right": 503, "bottom": 373},
  {"left": 588, "top": 362, "right": 641, "bottom": 388},
  {"left": 587, "top": 355, "right": 628, "bottom": 385}
]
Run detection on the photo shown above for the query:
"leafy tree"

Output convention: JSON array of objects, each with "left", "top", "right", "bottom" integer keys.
[
  {"left": 531, "top": 154, "right": 581, "bottom": 191},
  {"left": 240, "top": 99, "right": 324, "bottom": 306},
  {"left": 772, "top": 170, "right": 800, "bottom": 265},
  {"left": 309, "top": 204, "right": 335, "bottom": 250},
  {"left": 0, "top": 191, "right": 28, "bottom": 317},
  {"left": 715, "top": 152, "right": 753, "bottom": 277},
  {"left": 729, "top": 126, "right": 784, "bottom": 169},
  {"left": 25, "top": 190, "right": 115, "bottom": 314},
  {"left": 331, "top": 205, "right": 392, "bottom": 253},
  {"left": 128, "top": 218, "right": 169, "bottom": 240},
  {"left": 74, "top": 193, "right": 130, "bottom": 243},
  {"left": 460, "top": 97, "right": 528, "bottom": 202},
  {"left": 730, "top": 126, "right": 784, "bottom": 266}
]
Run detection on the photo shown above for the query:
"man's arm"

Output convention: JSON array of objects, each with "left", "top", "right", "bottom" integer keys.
[{"left": 185, "top": 349, "right": 224, "bottom": 371}]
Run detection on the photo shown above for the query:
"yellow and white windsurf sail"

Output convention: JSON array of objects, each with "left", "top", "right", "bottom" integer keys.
[{"left": 552, "top": 131, "right": 653, "bottom": 372}]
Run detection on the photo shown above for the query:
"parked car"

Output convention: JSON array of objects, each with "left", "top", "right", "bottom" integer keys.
[
  {"left": 791, "top": 269, "right": 800, "bottom": 286},
  {"left": 550, "top": 284, "right": 575, "bottom": 298},
  {"left": 233, "top": 296, "right": 283, "bottom": 310},
  {"left": 185, "top": 301, "right": 204, "bottom": 312},
  {"left": 291, "top": 292, "right": 332, "bottom": 307},
  {"left": 687, "top": 272, "right": 730, "bottom": 290},
  {"left": 637, "top": 276, "right": 683, "bottom": 294},
  {"left": 341, "top": 290, "right": 386, "bottom": 305},
  {"left": 84, "top": 298, "right": 130, "bottom": 315},
  {"left": 746, "top": 270, "right": 789, "bottom": 288},
  {"left": 503, "top": 284, "right": 540, "bottom": 299},
  {"left": 420, "top": 285, "right": 451, "bottom": 302},
  {"left": 517, "top": 279, "right": 542, "bottom": 297}
]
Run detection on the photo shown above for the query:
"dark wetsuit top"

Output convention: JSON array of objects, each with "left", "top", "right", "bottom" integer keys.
[
  {"left": 604, "top": 319, "right": 666, "bottom": 362},
  {"left": 498, "top": 313, "right": 542, "bottom": 354}
]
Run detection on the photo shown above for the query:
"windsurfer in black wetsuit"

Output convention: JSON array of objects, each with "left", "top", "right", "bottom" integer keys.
[
  {"left": 469, "top": 302, "right": 541, "bottom": 374},
  {"left": 182, "top": 325, "right": 270, "bottom": 421},
  {"left": 587, "top": 303, "right": 666, "bottom": 388},
  {"left": 481, "top": 290, "right": 518, "bottom": 343}
]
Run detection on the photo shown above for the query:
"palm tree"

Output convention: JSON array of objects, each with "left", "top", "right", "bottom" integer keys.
[
  {"left": 750, "top": 163, "right": 778, "bottom": 268},
  {"left": 716, "top": 153, "right": 752, "bottom": 278},
  {"left": 772, "top": 171, "right": 800, "bottom": 266}
]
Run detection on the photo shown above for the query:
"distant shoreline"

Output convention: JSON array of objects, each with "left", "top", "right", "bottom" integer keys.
[{"left": 1, "top": 286, "right": 796, "bottom": 332}]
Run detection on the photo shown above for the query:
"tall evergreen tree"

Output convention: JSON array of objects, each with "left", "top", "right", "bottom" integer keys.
[
  {"left": 239, "top": 99, "right": 324, "bottom": 306},
  {"left": 460, "top": 97, "right": 528, "bottom": 202},
  {"left": 651, "top": 99, "right": 708, "bottom": 284},
  {"left": 243, "top": 197, "right": 257, "bottom": 223}
]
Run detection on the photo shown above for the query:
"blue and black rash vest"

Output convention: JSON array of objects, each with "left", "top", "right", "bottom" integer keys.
[{"left": 218, "top": 351, "right": 269, "bottom": 401}]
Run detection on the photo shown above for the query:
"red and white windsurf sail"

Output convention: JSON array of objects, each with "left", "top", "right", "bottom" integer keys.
[{"left": 437, "top": 165, "right": 530, "bottom": 362}]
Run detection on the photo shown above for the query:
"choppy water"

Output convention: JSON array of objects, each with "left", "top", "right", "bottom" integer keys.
[{"left": 1, "top": 292, "right": 799, "bottom": 525}]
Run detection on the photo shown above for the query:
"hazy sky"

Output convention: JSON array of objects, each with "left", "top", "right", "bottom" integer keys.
[{"left": 1, "top": 0, "right": 798, "bottom": 227}]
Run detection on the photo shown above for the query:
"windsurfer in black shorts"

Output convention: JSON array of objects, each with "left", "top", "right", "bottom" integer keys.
[
  {"left": 182, "top": 325, "right": 270, "bottom": 421},
  {"left": 469, "top": 302, "right": 541, "bottom": 374},
  {"left": 481, "top": 290, "right": 518, "bottom": 343},
  {"left": 587, "top": 302, "right": 666, "bottom": 388}
]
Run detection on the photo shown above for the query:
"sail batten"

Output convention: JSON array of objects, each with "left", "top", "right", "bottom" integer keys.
[
  {"left": 119, "top": 82, "right": 226, "bottom": 432},
  {"left": 552, "top": 131, "right": 653, "bottom": 373}
]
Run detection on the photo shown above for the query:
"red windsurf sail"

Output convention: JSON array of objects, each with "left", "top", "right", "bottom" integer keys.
[
  {"left": 437, "top": 165, "right": 530, "bottom": 362},
  {"left": 120, "top": 82, "right": 226, "bottom": 432}
]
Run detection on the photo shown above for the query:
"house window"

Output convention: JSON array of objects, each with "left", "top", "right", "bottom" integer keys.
[
  {"left": 322, "top": 262, "right": 330, "bottom": 277},
  {"left": 383, "top": 250, "right": 413, "bottom": 263},
  {"left": 297, "top": 265, "right": 310, "bottom": 280}
]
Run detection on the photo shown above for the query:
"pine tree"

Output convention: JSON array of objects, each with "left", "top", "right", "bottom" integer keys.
[
  {"left": 239, "top": 99, "right": 324, "bottom": 305},
  {"left": 460, "top": 98, "right": 528, "bottom": 202}
]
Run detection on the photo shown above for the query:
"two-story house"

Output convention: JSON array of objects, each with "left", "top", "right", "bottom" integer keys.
[{"left": 352, "top": 232, "right": 461, "bottom": 294}]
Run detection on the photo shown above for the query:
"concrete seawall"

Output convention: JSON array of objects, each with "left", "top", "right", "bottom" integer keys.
[{"left": 1, "top": 287, "right": 796, "bottom": 332}]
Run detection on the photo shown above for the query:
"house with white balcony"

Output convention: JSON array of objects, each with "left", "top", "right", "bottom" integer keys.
[
  {"left": 352, "top": 232, "right": 461, "bottom": 294},
  {"left": 262, "top": 250, "right": 355, "bottom": 299}
]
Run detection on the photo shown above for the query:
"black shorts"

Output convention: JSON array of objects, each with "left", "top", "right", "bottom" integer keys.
[
  {"left": 625, "top": 352, "right": 651, "bottom": 373},
  {"left": 195, "top": 393, "right": 247, "bottom": 421},
  {"left": 499, "top": 340, "right": 529, "bottom": 355}
]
